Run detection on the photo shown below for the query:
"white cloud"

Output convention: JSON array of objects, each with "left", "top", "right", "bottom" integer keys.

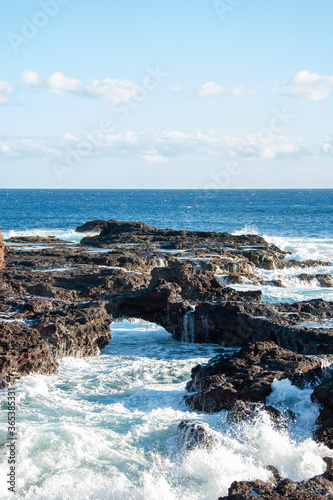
[
  {"left": 274, "top": 70, "right": 333, "bottom": 101},
  {"left": 20, "top": 70, "right": 141, "bottom": 102},
  {"left": 20, "top": 70, "right": 41, "bottom": 86},
  {"left": 198, "top": 82, "right": 258, "bottom": 97},
  {"left": 46, "top": 72, "right": 81, "bottom": 94},
  {"left": 21, "top": 69, "right": 81, "bottom": 94},
  {"left": 140, "top": 149, "right": 169, "bottom": 164},
  {"left": 0, "top": 81, "right": 15, "bottom": 104},
  {"left": 198, "top": 82, "right": 225, "bottom": 96},
  {"left": 0, "top": 130, "right": 319, "bottom": 166},
  {"left": 85, "top": 78, "right": 140, "bottom": 102},
  {"left": 321, "top": 136, "right": 333, "bottom": 155}
]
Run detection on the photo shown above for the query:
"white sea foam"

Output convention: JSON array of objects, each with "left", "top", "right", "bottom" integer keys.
[
  {"left": 233, "top": 224, "right": 259, "bottom": 235},
  {"left": 0, "top": 322, "right": 332, "bottom": 499},
  {"left": 2, "top": 228, "right": 99, "bottom": 244}
]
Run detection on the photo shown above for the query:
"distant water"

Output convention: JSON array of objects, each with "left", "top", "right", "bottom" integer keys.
[
  {"left": 0, "top": 189, "right": 332, "bottom": 499},
  {"left": 0, "top": 189, "right": 332, "bottom": 238}
]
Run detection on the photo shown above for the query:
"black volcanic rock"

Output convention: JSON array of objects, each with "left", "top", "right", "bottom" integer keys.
[
  {"left": 80, "top": 219, "right": 269, "bottom": 248},
  {"left": 76, "top": 220, "right": 110, "bottom": 233},
  {"left": 312, "top": 376, "right": 333, "bottom": 449},
  {"left": 0, "top": 300, "right": 112, "bottom": 387},
  {"left": 185, "top": 342, "right": 322, "bottom": 412},
  {"left": 219, "top": 457, "right": 333, "bottom": 499}
]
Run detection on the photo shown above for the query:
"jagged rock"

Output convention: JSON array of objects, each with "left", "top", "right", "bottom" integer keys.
[
  {"left": 218, "top": 457, "right": 333, "bottom": 499},
  {"left": 5, "top": 236, "right": 64, "bottom": 244},
  {"left": 80, "top": 219, "right": 269, "bottom": 248},
  {"left": 76, "top": 220, "right": 110, "bottom": 233},
  {"left": 11, "top": 266, "right": 151, "bottom": 301},
  {"left": 226, "top": 400, "right": 295, "bottom": 428},
  {"left": 0, "top": 229, "right": 8, "bottom": 270},
  {"left": 312, "top": 376, "right": 333, "bottom": 449},
  {"left": 177, "top": 420, "right": 221, "bottom": 450},
  {"left": 299, "top": 273, "right": 333, "bottom": 288},
  {"left": 150, "top": 260, "right": 262, "bottom": 302},
  {"left": 0, "top": 300, "right": 112, "bottom": 385},
  {"left": 185, "top": 342, "right": 322, "bottom": 412}
]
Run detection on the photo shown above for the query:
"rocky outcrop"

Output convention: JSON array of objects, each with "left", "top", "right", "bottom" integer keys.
[
  {"left": 226, "top": 400, "right": 295, "bottom": 428},
  {"left": 80, "top": 219, "right": 268, "bottom": 248},
  {"left": 312, "top": 376, "right": 333, "bottom": 449},
  {"left": 0, "top": 229, "right": 7, "bottom": 269},
  {"left": 1, "top": 220, "right": 333, "bottom": 457},
  {"left": 299, "top": 273, "right": 333, "bottom": 287},
  {"left": 177, "top": 420, "right": 221, "bottom": 450},
  {"left": 76, "top": 220, "right": 110, "bottom": 233},
  {"left": 0, "top": 299, "right": 112, "bottom": 387},
  {"left": 219, "top": 457, "right": 333, "bottom": 499},
  {"left": 185, "top": 342, "right": 322, "bottom": 412},
  {"left": 1, "top": 219, "right": 333, "bottom": 496}
]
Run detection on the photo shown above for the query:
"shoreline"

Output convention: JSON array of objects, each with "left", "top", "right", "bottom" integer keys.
[{"left": 1, "top": 219, "right": 333, "bottom": 498}]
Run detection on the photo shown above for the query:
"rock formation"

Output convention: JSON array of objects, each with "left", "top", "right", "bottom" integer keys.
[
  {"left": 0, "top": 229, "right": 7, "bottom": 269},
  {"left": 185, "top": 342, "right": 322, "bottom": 412},
  {"left": 0, "top": 217, "right": 332, "bottom": 498},
  {"left": 219, "top": 457, "right": 333, "bottom": 499}
]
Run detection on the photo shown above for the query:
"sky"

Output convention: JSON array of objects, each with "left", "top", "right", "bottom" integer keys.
[{"left": 0, "top": 0, "right": 333, "bottom": 189}]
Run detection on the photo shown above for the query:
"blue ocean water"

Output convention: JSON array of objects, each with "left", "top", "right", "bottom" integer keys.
[{"left": 0, "top": 189, "right": 332, "bottom": 238}]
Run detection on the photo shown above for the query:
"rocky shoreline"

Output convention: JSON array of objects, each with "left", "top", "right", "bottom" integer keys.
[{"left": 0, "top": 219, "right": 333, "bottom": 498}]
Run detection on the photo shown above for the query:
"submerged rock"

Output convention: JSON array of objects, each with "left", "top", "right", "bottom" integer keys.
[{"left": 177, "top": 420, "right": 221, "bottom": 450}]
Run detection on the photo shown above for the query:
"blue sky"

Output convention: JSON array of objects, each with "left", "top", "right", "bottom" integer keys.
[{"left": 1, "top": 0, "right": 333, "bottom": 188}]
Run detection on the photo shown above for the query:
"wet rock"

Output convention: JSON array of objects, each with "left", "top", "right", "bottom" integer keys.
[
  {"left": 270, "top": 279, "right": 286, "bottom": 288},
  {"left": 299, "top": 273, "right": 333, "bottom": 288},
  {"left": 76, "top": 220, "right": 109, "bottom": 233},
  {"left": 6, "top": 235, "right": 64, "bottom": 244},
  {"left": 177, "top": 420, "right": 221, "bottom": 450},
  {"left": 219, "top": 457, "right": 333, "bottom": 499},
  {"left": 0, "top": 300, "right": 112, "bottom": 385},
  {"left": 80, "top": 219, "right": 268, "bottom": 249},
  {"left": 185, "top": 342, "right": 322, "bottom": 412},
  {"left": 150, "top": 260, "right": 262, "bottom": 302},
  {"left": 312, "top": 376, "right": 333, "bottom": 449},
  {"left": 0, "top": 229, "right": 8, "bottom": 270},
  {"left": 316, "top": 274, "right": 333, "bottom": 288},
  {"left": 226, "top": 401, "right": 294, "bottom": 428}
]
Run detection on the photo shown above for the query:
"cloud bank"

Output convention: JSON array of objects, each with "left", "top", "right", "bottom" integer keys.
[{"left": 274, "top": 70, "right": 333, "bottom": 101}]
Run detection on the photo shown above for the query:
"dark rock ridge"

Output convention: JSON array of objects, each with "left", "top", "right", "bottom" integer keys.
[
  {"left": 185, "top": 342, "right": 322, "bottom": 412},
  {"left": 219, "top": 457, "right": 333, "bottom": 499},
  {"left": 312, "top": 376, "right": 333, "bottom": 449},
  {"left": 79, "top": 219, "right": 269, "bottom": 248},
  {"left": 0, "top": 299, "right": 111, "bottom": 388},
  {"left": 76, "top": 220, "right": 110, "bottom": 233}
]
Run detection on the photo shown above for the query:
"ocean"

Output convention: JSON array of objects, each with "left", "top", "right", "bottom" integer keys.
[{"left": 0, "top": 189, "right": 332, "bottom": 499}]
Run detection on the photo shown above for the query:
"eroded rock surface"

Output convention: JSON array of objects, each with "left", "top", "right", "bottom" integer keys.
[
  {"left": 219, "top": 457, "right": 333, "bottom": 499},
  {"left": 185, "top": 342, "right": 322, "bottom": 412},
  {"left": 0, "top": 229, "right": 7, "bottom": 270}
]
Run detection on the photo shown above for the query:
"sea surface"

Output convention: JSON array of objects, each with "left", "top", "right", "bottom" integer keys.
[{"left": 0, "top": 189, "right": 332, "bottom": 499}]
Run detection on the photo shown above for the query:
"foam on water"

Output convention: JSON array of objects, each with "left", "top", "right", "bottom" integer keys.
[
  {"left": 2, "top": 228, "right": 98, "bottom": 244},
  {"left": 1, "top": 322, "right": 332, "bottom": 499},
  {"left": 264, "top": 235, "right": 333, "bottom": 263}
]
